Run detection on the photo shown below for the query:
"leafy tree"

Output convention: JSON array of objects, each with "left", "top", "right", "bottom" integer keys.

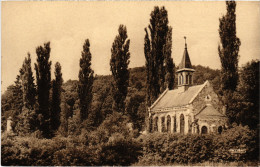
[
  {"left": 16, "top": 107, "right": 37, "bottom": 136},
  {"left": 50, "top": 62, "right": 63, "bottom": 134},
  {"left": 218, "top": 1, "right": 241, "bottom": 93},
  {"left": 59, "top": 99, "right": 69, "bottom": 137},
  {"left": 78, "top": 39, "right": 94, "bottom": 122},
  {"left": 34, "top": 42, "right": 52, "bottom": 138},
  {"left": 144, "top": 6, "right": 174, "bottom": 107},
  {"left": 126, "top": 94, "right": 145, "bottom": 131},
  {"left": 110, "top": 25, "right": 130, "bottom": 114},
  {"left": 228, "top": 60, "right": 259, "bottom": 129},
  {"left": 1, "top": 77, "right": 23, "bottom": 132}
]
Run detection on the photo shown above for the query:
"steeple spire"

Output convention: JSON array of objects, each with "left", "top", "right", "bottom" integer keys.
[
  {"left": 179, "top": 36, "right": 192, "bottom": 69},
  {"left": 176, "top": 36, "right": 195, "bottom": 92},
  {"left": 184, "top": 36, "right": 187, "bottom": 49}
]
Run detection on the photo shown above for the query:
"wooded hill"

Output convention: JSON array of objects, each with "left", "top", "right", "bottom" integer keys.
[{"left": 1, "top": 65, "right": 221, "bottom": 133}]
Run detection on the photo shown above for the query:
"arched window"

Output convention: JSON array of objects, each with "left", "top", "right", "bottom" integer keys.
[
  {"left": 161, "top": 117, "right": 165, "bottom": 132},
  {"left": 189, "top": 75, "right": 192, "bottom": 84},
  {"left": 180, "top": 114, "right": 185, "bottom": 134},
  {"left": 179, "top": 75, "right": 181, "bottom": 85},
  {"left": 188, "top": 115, "right": 192, "bottom": 133},
  {"left": 167, "top": 115, "right": 171, "bottom": 133},
  {"left": 181, "top": 74, "right": 184, "bottom": 85},
  {"left": 173, "top": 116, "right": 176, "bottom": 132},
  {"left": 218, "top": 126, "right": 223, "bottom": 134},
  {"left": 186, "top": 75, "right": 189, "bottom": 84},
  {"left": 201, "top": 126, "right": 208, "bottom": 134},
  {"left": 154, "top": 117, "right": 158, "bottom": 132},
  {"left": 149, "top": 117, "right": 153, "bottom": 132}
]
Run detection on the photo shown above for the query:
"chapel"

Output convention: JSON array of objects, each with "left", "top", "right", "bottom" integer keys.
[{"left": 148, "top": 38, "right": 227, "bottom": 134}]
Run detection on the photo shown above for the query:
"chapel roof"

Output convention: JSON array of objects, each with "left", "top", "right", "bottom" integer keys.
[
  {"left": 150, "top": 81, "right": 209, "bottom": 111},
  {"left": 195, "top": 104, "right": 225, "bottom": 119}
]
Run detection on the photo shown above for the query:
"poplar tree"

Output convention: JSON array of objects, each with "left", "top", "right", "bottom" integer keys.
[
  {"left": 20, "top": 53, "right": 36, "bottom": 109},
  {"left": 163, "top": 27, "right": 175, "bottom": 90},
  {"left": 50, "top": 62, "right": 63, "bottom": 133},
  {"left": 78, "top": 39, "right": 94, "bottom": 122},
  {"left": 35, "top": 42, "right": 52, "bottom": 138},
  {"left": 110, "top": 25, "right": 130, "bottom": 114},
  {"left": 218, "top": 1, "right": 241, "bottom": 123},
  {"left": 218, "top": 1, "right": 240, "bottom": 93},
  {"left": 144, "top": 6, "right": 174, "bottom": 107},
  {"left": 16, "top": 53, "right": 37, "bottom": 135}
]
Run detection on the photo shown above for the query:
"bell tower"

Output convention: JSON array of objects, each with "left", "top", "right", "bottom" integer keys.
[{"left": 177, "top": 37, "right": 195, "bottom": 92}]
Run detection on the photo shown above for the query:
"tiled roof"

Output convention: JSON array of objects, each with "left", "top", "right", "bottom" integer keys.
[
  {"left": 195, "top": 104, "right": 225, "bottom": 119},
  {"left": 151, "top": 81, "right": 208, "bottom": 111}
]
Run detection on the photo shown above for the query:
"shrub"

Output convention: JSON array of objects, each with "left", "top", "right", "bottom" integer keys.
[
  {"left": 138, "top": 125, "right": 258, "bottom": 165},
  {"left": 139, "top": 133, "right": 213, "bottom": 165},
  {"left": 212, "top": 124, "right": 258, "bottom": 162},
  {"left": 99, "top": 133, "right": 142, "bottom": 166}
]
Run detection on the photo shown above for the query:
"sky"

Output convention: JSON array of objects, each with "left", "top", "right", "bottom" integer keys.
[{"left": 1, "top": 1, "right": 260, "bottom": 93}]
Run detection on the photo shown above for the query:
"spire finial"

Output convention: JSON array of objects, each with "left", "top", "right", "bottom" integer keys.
[{"left": 184, "top": 36, "right": 187, "bottom": 49}]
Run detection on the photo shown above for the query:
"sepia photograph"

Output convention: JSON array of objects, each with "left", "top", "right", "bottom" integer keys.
[{"left": 1, "top": 1, "right": 259, "bottom": 166}]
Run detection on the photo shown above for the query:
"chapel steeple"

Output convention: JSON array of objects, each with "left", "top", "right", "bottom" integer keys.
[{"left": 177, "top": 37, "right": 195, "bottom": 92}]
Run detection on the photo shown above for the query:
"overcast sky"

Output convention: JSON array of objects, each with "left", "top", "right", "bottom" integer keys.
[{"left": 2, "top": 1, "right": 260, "bottom": 93}]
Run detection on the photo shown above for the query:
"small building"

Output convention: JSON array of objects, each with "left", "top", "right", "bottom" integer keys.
[{"left": 148, "top": 39, "right": 227, "bottom": 134}]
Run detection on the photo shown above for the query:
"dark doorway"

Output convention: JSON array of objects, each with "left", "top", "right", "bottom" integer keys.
[
  {"left": 180, "top": 114, "right": 185, "bottom": 134},
  {"left": 218, "top": 126, "right": 223, "bottom": 134},
  {"left": 201, "top": 126, "right": 208, "bottom": 134}
]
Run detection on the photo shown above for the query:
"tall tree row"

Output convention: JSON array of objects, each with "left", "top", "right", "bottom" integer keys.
[
  {"left": 110, "top": 25, "right": 130, "bottom": 114},
  {"left": 35, "top": 42, "right": 52, "bottom": 138},
  {"left": 218, "top": 1, "right": 241, "bottom": 123},
  {"left": 50, "top": 62, "right": 63, "bottom": 134},
  {"left": 144, "top": 6, "right": 175, "bottom": 108},
  {"left": 78, "top": 39, "right": 94, "bottom": 122}
]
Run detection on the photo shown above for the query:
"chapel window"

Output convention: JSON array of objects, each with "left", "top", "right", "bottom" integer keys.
[
  {"left": 189, "top": 75, "right": 192, "bottom": 84},
  {"left": 161, "top": 117, "right": 166, "bottom": 132},
  {"left": 167, "top": 115, "right": 171, "bottom": 133},
  {"left": 173, "top": 116, "right": 177, "bottom": 132},
  {"left": 180, "top": 114, "right": 185, "bottom": 134},
  {"left": 154, "top": 117, "right": 158, "bottom": 132}
]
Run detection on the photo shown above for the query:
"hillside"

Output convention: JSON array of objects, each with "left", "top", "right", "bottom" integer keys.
[{"left": 1, "top": 65, "right": 221, "bottom": 132}]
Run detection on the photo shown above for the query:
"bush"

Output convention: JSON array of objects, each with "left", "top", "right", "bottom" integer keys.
[
  {"left": 137, "top": 125, "right": 258, "bottom": 165},
  {"left": 1, "top": 135, "right": 61, "bottom": 166},
  {"left": 139, "top": 133, "right": 213, "bottom": 165},
  {"left": 212, "top": 124, "right": 259, "bottom": 162},
  {"left": 99, "top": 133, "right": 142, "bottom": 166},
  {"left": 2, "top": 124, "right": 257, "bottom": 166}
]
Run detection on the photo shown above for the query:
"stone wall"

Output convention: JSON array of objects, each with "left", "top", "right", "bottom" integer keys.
[{"left": 192, "top": 83, "right": 223, "bottom": 115}]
